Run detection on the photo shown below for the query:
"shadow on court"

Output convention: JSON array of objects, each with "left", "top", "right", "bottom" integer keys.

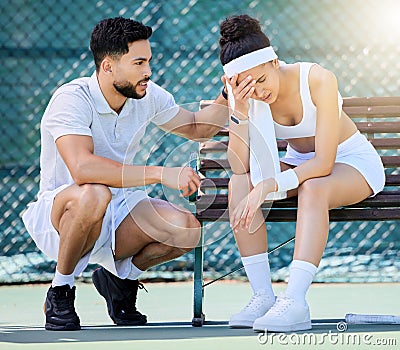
[{"left": 1, "top": 320, "right": 399, "bottom": 344}]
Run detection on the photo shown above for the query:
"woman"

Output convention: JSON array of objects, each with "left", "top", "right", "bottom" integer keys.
[{"left": 220, "top": 15, "right": 385, "bottom": 332}]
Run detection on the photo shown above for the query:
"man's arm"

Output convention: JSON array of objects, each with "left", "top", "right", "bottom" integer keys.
[
  {"left": 158, "top": 93, "right": 229, "bottom": 141},
  {"left": 56, "top": 134, "right": 200, "bottom": 196}
]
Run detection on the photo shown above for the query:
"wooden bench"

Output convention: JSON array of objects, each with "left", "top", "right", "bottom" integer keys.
[{"left": 191, "top": 96, "right": 400, "bottom": 326}]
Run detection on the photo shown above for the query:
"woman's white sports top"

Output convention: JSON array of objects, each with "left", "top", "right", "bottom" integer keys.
[{"left": 273, "top": 62, "right": 343, "bottom": 140}]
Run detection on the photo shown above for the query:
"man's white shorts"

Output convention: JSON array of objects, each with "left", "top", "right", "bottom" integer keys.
[{"left": 22, "top": 185, "right": 148, "bottom": 278}]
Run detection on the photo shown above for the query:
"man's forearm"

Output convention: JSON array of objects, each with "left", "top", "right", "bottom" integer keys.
[
  {"left": 71, "top": 154, "right": 163, "bottom": 188},
  {"left": 192, "top": 93, "right": 229, "bottom": 139}
]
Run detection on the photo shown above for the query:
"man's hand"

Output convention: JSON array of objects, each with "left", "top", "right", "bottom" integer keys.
[{"left": 161, "top": 167, "right": 201, "bottom": 197}]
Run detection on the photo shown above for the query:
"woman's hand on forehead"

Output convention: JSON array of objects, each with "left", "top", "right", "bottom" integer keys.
[{"left": 229, "top": 74, "right": 255, "bottom": 88}]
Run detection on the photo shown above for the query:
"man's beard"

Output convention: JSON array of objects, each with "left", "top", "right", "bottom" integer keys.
[{"left": 113, "top": 78, "right": 149, "bottom": 99}]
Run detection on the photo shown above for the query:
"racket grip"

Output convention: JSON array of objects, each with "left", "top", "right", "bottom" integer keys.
[{"left": 188, "top": 151, "right": 199, "bottom": 203}]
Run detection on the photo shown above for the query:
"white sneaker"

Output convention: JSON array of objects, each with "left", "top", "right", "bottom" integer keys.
[
  {"left": 229, "top": 290, "right": 276, "bottom": 328},
  {"left": 253, "top": 295, "right": 311, "bottom": 332}
]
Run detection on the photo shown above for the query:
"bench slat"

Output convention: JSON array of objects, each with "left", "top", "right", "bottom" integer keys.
[
  {"left": 196, "top": 192, "right": 400, "bottom": 210},
  {"left": 343, "top": 106, "right": 400, "bottom": 117},
  {"left": 199, "top": 158, "right": 230, "bottom": 171},
  {"left": 267, "top": 208, "right": 400, "bottom": 222},
  {"left": 356, "top": 122, "right": 400, "bottom": 133},
  {"left": 370, "top": 138, "right": 400, "bottom": 149},
  {"left": 381, "top": 156, "right": 400, "bottom": 167},
  {"left": 342, "top": 96, "right": 400, "bottom": 107},
  {"left": 200, "top": 177, "right": 229, "bottom": 188},
  {"left": 196, "top": 207, "right": 400, "bottom": 222},
  {"left": 199, "top": 157, "right": 400, "bottom": 171},
  {"left": 199, "top": 174, "right": 400, "bottom": 189}
]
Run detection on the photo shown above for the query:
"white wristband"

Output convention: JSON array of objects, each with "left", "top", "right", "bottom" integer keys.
[{"left": 275, "top": 169, "right": 299, "bottom": 192}]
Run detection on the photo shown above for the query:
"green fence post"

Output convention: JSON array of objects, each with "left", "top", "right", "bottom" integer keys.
[{"left": 192, "top": 224, "right": 205, "bottom": 326}]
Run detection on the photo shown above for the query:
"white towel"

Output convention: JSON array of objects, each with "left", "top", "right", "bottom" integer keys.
[{"left": 226, "top": 85, "right": 286, "bottom": 201}]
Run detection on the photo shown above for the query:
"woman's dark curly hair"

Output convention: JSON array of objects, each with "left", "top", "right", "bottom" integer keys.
[
  {"left": 90, "top": 17, "right": 152, "bottom": 71},
  {"left": 219, "top": 14, "right": 271, "bottom": 65}
]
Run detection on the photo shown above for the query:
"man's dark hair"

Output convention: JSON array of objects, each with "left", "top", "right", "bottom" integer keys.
[{"left": 90, "top": 17, "right": 152, "bottom": 71}]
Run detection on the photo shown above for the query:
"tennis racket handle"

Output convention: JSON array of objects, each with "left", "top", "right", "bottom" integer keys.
[
  {"left": 345, "top": 313, "right": 400, "bottom": 324},
  {"left": 188, "top": 152, "right": 198, "bottom": 203}
]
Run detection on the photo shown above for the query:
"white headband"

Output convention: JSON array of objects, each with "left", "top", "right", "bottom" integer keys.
[{"left": 223, "top": 46, "right": 277, "bottom": 78}]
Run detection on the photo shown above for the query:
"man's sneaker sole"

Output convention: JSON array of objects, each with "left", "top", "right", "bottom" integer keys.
[
  {"left": 92, "top": 268, "right": 147, "bottom": 326},
  {"left": 45, "top": 322, "right": 81, "bottom": 331},
  {"left": 253, "top": 320, "right": 312, "bottom": 333}
]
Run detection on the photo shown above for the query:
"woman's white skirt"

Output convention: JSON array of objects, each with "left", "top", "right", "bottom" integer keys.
[{"left": 280, "top": 131, "right": 385, "bottom": 196}]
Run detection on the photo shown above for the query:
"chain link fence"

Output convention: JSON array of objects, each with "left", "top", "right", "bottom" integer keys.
[{"left": 1, "top": 0, "right": 399, "bottom": 283}]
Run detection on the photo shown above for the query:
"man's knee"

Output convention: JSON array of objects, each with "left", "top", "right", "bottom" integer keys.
[
  {"left": 181, "top": 212, "right": 201, "bottom": 249},
  {"left": 169, "top": 211, "right": 201, "bottom": 250},
  {"left": 75, "top": 184, "right": 112, "bottom": 220},
  {"left": 52, "top": 184, "right": 112, "bottom": 232}
]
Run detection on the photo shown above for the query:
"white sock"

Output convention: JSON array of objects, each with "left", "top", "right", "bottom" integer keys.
[
  {"left": 126, "top": 262, "right": 144, "bottom": 280},
  {"left": 52, "top": 268, "right": 74, "bottom": 288},
  {"left": 285, "top": 260, "right": 317, "bottom": 305},
  {"left": 241, "top": 252, "right": 274, "bottom": 298}
]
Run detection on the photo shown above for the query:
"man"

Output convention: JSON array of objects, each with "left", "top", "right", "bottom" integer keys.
[{"left": 22, "top": 17, "right": 228, "bottom": 331}]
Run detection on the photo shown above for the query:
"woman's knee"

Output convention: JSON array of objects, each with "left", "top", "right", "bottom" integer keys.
[{"left": 298, "top": 178, "right": 328, "bottom": 205}]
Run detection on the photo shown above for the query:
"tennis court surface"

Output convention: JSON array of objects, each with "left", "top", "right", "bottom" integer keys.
[{"left": 0, "top": 281, "right": 399, "bottom": 350}]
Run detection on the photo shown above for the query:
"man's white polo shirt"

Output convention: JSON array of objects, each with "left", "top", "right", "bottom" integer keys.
[{"left": 38, "top": 72, "right": 179, "bottom": 197}]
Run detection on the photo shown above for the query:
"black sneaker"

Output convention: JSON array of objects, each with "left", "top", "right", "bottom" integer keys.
[
  {"left": 44, "top": 284, "right": 81, "bottom": 331},
  {"left": 92, "top": 267, "right": 147, "bottom": 325}
]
